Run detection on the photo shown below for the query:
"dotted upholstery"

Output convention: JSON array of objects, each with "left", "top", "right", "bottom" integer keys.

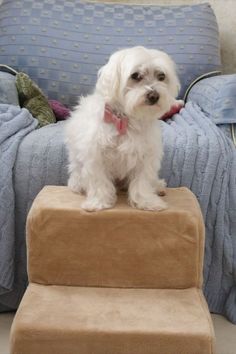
[
  {"left": 0, "top": 0, "right": 221, "bottom": 106},
  {"left": 186, "top": 74, "right": 236, "bottom": 125}
]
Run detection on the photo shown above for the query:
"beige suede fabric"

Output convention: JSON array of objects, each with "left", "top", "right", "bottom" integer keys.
[
  {"left": 10, "top": 186, "right": 215, "bottom": 354},
  {"left": 27, "top": 186, "right": 205, "bottom": 289},
  {"left": 10, "top": 283, "right": 215, "bottom": 354}
]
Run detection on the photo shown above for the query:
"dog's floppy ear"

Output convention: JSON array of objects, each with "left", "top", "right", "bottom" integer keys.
[
  {"left": 169, "top": 61, "right": 181, "bottom": 98},
  {"left": 164, "top": 54, "right": 181, "bottom": 98},
  {"left": 151, "top": 49, "right": 181, "bottom": 98},
  {"left": 96, "top": 50, "right": 125, "bottom": 101}
]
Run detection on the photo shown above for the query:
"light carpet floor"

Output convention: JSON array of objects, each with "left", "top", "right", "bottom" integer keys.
[{"left": 1, "top": 312, "right": 235, "bottom": 354}]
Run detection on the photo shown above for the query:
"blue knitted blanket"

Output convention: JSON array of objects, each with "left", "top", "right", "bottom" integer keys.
[
  {"left": 0, "top": 101, "right": 236, "bottom": 323},
  {"left": 162, "top": 102, "right": 236, "bottom": 323},
  {"left": 0, "top": 105, "right": 37, "bottom": 297}
]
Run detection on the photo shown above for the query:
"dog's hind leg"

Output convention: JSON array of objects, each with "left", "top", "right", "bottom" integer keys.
[
  {"left": 80, "top": 158, "right": 117, "bottom": 212},
  {"left": 67, "top": 158, "right": 85, "bottom": 194},
  {"left": 156, "top": 179, "right": 167, "bottom": 196},
  {"left": 68, "top": 170, "right": 85, "bottom": 194}
]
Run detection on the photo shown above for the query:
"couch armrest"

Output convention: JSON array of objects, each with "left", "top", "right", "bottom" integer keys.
[{"left": 185, "top": 74, "right": 236, "bottom": 125}]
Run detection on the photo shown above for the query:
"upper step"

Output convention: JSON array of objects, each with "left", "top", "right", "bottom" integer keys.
[{"left": 27, "top": 186, "right": 204, "bottom": 289}]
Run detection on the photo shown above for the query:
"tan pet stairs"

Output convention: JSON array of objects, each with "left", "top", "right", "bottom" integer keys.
[{"left": 10, "top": 186, "right": 216, "bottom": 354}]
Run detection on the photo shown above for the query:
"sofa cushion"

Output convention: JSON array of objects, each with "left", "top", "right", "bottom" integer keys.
[{"left": 0, "top": 0, "right": 221, "bottom": 106}]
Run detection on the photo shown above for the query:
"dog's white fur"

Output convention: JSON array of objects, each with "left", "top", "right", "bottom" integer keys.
[{"left": 65, "top": 46, "right": 180, "bottom": 211}]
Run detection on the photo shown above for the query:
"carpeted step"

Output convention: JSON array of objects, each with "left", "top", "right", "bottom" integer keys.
[
  {"left": 26, "top": 186, "right": 205, "bottom": 289},
  {"left": 10, "top": 283, "right": 215, "bottom": 354}
]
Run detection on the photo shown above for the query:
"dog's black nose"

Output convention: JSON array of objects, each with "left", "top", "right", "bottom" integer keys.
[{"left": 147, "top": 91, "right": 160, "bottom": 105}]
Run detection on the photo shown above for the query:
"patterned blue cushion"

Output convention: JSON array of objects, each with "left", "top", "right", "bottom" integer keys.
[
  {"left": 0, "top": 0, "right": 221, "bottom": 107},
  {"left": 187, "top": 74, "right": 236, "bottom": 124}
]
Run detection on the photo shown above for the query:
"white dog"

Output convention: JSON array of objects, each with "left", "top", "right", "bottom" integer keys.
[{"left": 65, "top": 46, "right": 180, "bottom": 211}]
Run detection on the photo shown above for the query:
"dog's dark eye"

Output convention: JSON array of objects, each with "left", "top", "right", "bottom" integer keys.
[
  {"left": 157, "top": 72, "right": 166, "bottom": 81},
  {"left": 131, "top": 72, "right": 143, "bottom": 82}
]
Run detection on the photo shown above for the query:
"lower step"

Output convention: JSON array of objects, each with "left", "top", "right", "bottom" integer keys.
[{"left": 10, "top": 284, "right": 215, "bottom": 354}]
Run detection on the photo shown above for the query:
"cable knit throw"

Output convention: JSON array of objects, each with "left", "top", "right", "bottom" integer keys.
[{"left": 0, "top": 105, "right": 37, "bottom": 297}]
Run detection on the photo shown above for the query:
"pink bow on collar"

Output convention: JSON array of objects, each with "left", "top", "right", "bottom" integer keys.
[
  {"left": 104, "top": 104, "right": 128, "bottom": 135},
  {"left": 104, "top": 100, "right": 185, "bottom": 134}
]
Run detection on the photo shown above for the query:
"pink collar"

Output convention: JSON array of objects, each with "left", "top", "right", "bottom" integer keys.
[
  {"left": 104, "top": 100, "right": 184, "bottom": 134},
  {"left": 104, "top": 104, "right": 128, "bottom": 135}
]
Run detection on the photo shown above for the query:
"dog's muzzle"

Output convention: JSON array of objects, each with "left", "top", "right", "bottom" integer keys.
[{"left": 146, "top": 90, "right": 160, "bottom": 105}]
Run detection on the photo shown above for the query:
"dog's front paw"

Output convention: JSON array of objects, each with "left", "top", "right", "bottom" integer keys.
[
  {"left": 130, "top": 195, "right": 167, "bottom": 211},
  {"left": 81, "top": 198, "right": 115, "bottom": 212}
]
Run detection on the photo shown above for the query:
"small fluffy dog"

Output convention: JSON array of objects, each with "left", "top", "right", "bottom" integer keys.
[{"left": 65, "top": 46, "right": 180, "bottom": 211}]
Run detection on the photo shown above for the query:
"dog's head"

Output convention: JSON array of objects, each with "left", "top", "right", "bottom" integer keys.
[{"left": 96, "top": 46, "right": 180, "bottom": 119}]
